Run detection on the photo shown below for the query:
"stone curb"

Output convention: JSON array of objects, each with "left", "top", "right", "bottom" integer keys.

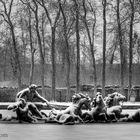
[{"left": 0, "top": 102, "right": 140, "bottom": 110}]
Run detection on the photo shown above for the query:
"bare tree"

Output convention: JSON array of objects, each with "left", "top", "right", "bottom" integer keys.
[
  {"left": 73, "top": 0, "right": 80, "bottom": 93},
  {"left": 102, "top": 0, "right": 107, "bottom": 97},
  {"left": 41, "top": 13, "right": 46, "bottom": 60},
  {"left": 59, "top": 0, "right": 71, "bottom": 101},
  {"left": 0, "top": 0, "right": 22, "bottom": 89},
  {"left": 27, "top": 7, "right": 36, "bottom": 85},
  {"left": 82, "top": 0, "right": 97, "bottom": 97},
  {"left": 128, "top": 0, "right": 135, "bottom": 100},
  {"left": 37, "top": 0, "right": 60, "bottom": 100},
  {"left": 116, "top": 0, "right": 125, "bottom": 94},
  {"left": 20, "top": 0, "right": 45, "bottom": 96}
]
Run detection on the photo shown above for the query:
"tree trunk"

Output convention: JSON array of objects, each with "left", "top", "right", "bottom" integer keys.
[
  {"left": 11, "top": 24, "right": 22, "bottom": 90},
  {"left": 9, "top": 45, "right": 17, "bottom": 79},
  {"left": 102, "top": 0, "right": 107, "bottom": 97},
  {"left": 116, "top": 0, "right": 124, "bottom": 95},
  {"left": 29, "top": 49, "right": 35, "bottom": 85},
  {"left": 59, "top": 1, "right": 71, "bottom": 101},
  {"left": 28, "top": 11, "right": 35, "bottom": 85},
  {"left": 74, "top": 0, "right": 80, "bottom": 93},
  {"left": 92, "top": 26, "right": 97, "bottom": 98},
  {"left": 128, "top": 0, "right": 134, "bottom": 101},
  {"left": 51, "top": 26, "right": 56, "bottom": 101},
  {"left": 41, "top": 14, "right": 46, "bottom": 58},
  {"left": 34, "top": 7, "right": 45, "bottom": 98},
  {"left": 82, "top": 0, "right": 97, "bottom": 98},
  {"left": 21, "top": 22, "right": 26, "bottom": 69},
  {"left": 3, "top": 49, "right": 7, "bottom": 80}
]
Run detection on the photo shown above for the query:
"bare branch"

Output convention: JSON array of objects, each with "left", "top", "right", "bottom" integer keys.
[
  {"left": 0, "top": 0, "right": 8, "bottom": 16},
  {"left": 37, "top": 0, "right": 52, "bottom": 26},
  {"left": 20, "top": 0, "right": 35, "bottom": 13},
  {"left": 0, "top": 13, "right": 9, "bottom": 24},
  {"left": 8, "top": 0, "right": 13, "bottom": 16},
  {"left": 36, "top": 0, "right": 43, "bottom": 6},
  {"left": 54, "top": 1, "right": 61, "bottom": 27},
  {"left": 67, "top": 19, "right": 75, "bottom": 38}
]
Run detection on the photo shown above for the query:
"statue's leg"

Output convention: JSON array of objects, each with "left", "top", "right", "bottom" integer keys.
[{"left": 28, "top": 102, "right": 43, "bottom": 118}]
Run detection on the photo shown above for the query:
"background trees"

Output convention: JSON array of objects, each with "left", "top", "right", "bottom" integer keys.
[{"left": 0, "top": 0, "right": 140, "bottom": 101}]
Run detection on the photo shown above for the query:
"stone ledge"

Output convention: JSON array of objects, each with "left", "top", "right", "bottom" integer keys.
[{"left": 0, "top": 102, "right": 140, "bottom": 110}]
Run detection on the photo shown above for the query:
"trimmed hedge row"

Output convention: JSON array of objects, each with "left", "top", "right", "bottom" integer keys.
[
  {"left": 0, "top": 87, "right": 75, "bottom": 102},
  {"left": 0, "top": 88, "right": 18, "bottom": 102},
  {"left": 1, "top": 86, "right": 139, "bottom": 102}
]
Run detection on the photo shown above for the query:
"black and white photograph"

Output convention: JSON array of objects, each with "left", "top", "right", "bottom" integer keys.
[{"left": 0, "top": 0, "right": 140, "bottom": 140}]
